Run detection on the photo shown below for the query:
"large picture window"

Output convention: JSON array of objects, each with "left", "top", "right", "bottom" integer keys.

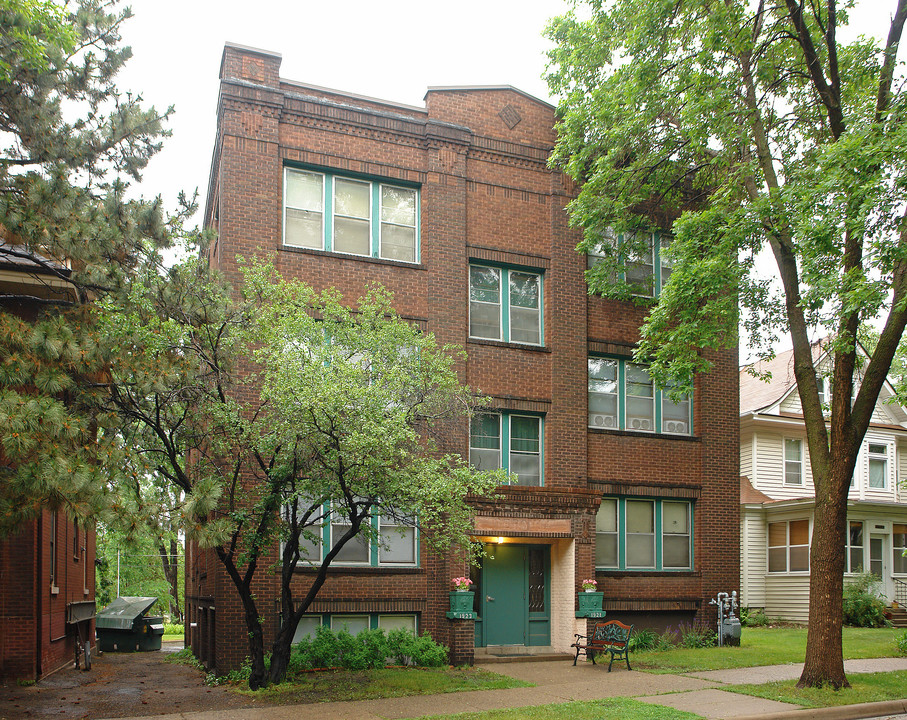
[
  {"left": 469, "top": 265, "right": 543, "bottom": 345},
  {"left": 588, "top": 357, "right": 691, "bottom": 435},
  {"left": 283, "top": 168, "right": 418, "bottom": 262},
  {"left": 469, "top": 412, "right": 543, "bottom": 486},
  {"left": 768, "top": 519, "right": 810, "bottom": 573},
  {"left": 291, "top": 505, "right": 418, "bottom": 568},
  {"left": 594, "top": 497, "right": 693, "bottom": 570}
]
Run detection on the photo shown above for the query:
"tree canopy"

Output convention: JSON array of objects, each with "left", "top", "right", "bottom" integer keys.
[
  {"left": 546, "top": 0, "right": 907, "bottom": 688},
  {"left": 0, "top": 0, "right": 186, "bottom": 531},
  {"left": 103, "top": 257, "right": 503, "bottom": 688}
]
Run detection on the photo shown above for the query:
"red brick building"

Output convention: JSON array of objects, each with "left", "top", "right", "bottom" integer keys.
[
  {"left": 0, "top": 259, "right": 96, "bottom": 682},
  {"left": 189, "top": 42, "right": 740, "bottom": 671}
]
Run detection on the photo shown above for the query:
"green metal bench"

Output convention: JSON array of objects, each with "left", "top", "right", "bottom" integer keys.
[{"left": 571, "top": 619, "right": 633, "bottom": 671}]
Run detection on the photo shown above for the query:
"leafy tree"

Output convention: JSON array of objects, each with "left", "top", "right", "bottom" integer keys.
[
  {"left": 102, "top": 257, "right": 503, "bottom": 688},
  {"left": 547, "top": 0, "right": 907, "bottom": 688},
  {"left": 0, "top": 0, "right": 183, "bottom": 531}
]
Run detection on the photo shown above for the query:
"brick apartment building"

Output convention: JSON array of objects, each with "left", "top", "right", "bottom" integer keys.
[
  {"left": 188, "top": 42, "right": 740, "bottom": 671},
  {"left": 0, "top": 256, "right": 96, "bottom": 681}
]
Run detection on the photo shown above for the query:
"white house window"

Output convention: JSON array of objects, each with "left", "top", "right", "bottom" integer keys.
[
  {"left": 588, "top": 357, "right": 691, "bottom": 435},
  {"left": 768, "top": 519, "right": 810, "bottom": 573},
  {"left": 331, "top": 511, "right": 370, "bottom": 564},
  {"left": 868, "top": 444, "right": 888, "bottom": 489},
  {"left": 469, "top": 412, "right": 543, "bottom": 486},
  {"left": 659, "top": 234, "right": 673, "bottom": 292},
  {"left": 784, "top": 439, "right": 803, "bottom": 486},
  {"left": 847, "top": 521, "right": 864, "bottom": 573},
  {"left": 283, "top": 167, "right": 419, "bottom": 262},
  {"left": 319, "top": 504, "right": 417, "bottom": 567},
  {"left": 894, "top": 524, "right": 907, "bottom": 574},
  {"left": 469, "top": 265, "right": 542, "bottom": 345},
  {"left": 292, "top": 615, "right": 322, "bottom": 644},
  {"left": 595, "top": 497, "right": 692, "bottom": 570}
]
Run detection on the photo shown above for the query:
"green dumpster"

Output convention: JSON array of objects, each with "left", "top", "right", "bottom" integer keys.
[{"left": 96, "top": 597, "right": 164, "bottom": 652}]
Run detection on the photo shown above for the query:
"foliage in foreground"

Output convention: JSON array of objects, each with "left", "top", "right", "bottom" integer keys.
[
  {"left": 727, "top": 670, "right": 907, "bottom": 707},
  {"left": 104, "top": 259, "right": 504, "bottom": 689},
  {"left": 842, "top": 575, "right": 891, "bottom": 628},
  {"left": 415, "top": 698, "right": 702, "bottom": 720},
  {"left": 546, "top": 0, "right": 907, "bottom": 689}
]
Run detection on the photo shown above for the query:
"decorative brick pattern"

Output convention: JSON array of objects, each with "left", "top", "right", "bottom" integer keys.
[{"left": 190, "top": 42, "right": 740, "bottom": 673}]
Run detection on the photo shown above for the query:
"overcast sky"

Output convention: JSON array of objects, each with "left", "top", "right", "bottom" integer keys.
[
  {"left": 117, "top": 0, "right": 564, "bottom": 222},
  {"left": 115, "top": 0, "right": 889, "bottom": 235}
]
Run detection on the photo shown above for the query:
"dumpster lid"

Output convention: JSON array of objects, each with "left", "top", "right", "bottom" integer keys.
[{"left": 96, "top": 597, "right": 158, "bottom": 630}]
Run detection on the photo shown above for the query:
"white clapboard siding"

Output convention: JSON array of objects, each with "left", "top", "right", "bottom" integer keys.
[
  {"left": 753, "top": 433, "right": 814, "bottom": 499},
  {"left": 740, "top": 511, "right": 767, "bottom": 608},
  {"left": 764, "top": 575, "right": 811, "bottom": 622},
  {"left": 741, "top": 434, "right": 754, "bottom": 479}
]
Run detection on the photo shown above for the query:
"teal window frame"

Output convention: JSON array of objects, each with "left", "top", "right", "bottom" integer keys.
[
  {"left": 468, "top": 263, "right": 544, "bottom": 346},
  {"left": 594, "top": 497, "right": 694, "bottom": 571},
  {"left": 469, "top": 412, "right": 544, "bottom": 486},
  {"left": 295, "top": 504, "right": 419, "bottom": 568},
  {"left": 588, "top": 356, "right": 692, "bottom": 435},
  {"left": 292, "top": 613, "right": 418, "bottom": 643},
  {"left": 283, "top": 166, "right": 420, "bottom": 263},
  {"left": 586, "top": 230, "right": 673, "bottom": 298}
]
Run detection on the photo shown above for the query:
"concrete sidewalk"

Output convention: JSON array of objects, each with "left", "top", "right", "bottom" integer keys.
[{"left": 99, "top": 657, "right": 907, "bottom": 720}]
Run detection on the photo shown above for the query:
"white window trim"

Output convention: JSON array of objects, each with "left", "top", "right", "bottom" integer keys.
[{"left": 783, "top": 438, "right": 803, "bottom": 486}]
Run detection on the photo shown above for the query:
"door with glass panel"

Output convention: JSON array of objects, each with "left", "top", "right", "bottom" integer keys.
[{"left": 869, "top": 534, "right": 894, "bottom": 601}]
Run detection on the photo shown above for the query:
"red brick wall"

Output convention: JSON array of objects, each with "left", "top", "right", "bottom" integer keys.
[
  {"left": 198, "top": 43, "right": 740, "bottom": 671},
  {"left": 1, "top": 511, "right": 96, "bottom": 681}
]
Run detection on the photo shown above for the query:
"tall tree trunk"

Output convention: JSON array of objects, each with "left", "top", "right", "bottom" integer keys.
[
  {"left": 215, "top": 547, "right": 268, "bottom": 690},
  {"left": 798, "top": 457, "right": 851, "bottom": 688},
  {"left": 158, "top": 538, "right": 183, "bottom": 624}
]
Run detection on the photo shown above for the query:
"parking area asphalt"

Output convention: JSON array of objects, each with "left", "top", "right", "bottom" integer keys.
[{"left": 96, "top": 656, "right": 907, "bottom": 720}]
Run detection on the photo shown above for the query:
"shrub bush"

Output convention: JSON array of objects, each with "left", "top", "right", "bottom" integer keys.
[
  {"left": 655, "top": 626, "right": 679, "bottom": 651},
  {"left": 678, "top": 623, "right": 717, "bottom": 648},
  {"left": 740, "top": 607, "right": 768, "bottom": 627},
  {"left": 628, "top": 628, "right": 659, "bottom": 652},
  {"left": 288, "top": 625, "right": 448, "bottom": 672},
  {"left": 896, "top": 630, "right": 907, "bottom": 656},
  {"left": 843, "top": 574, "right": 891, "bottom": 628},
  {"left": 163, "top": 623, "right": 184, "bottom": 636}
]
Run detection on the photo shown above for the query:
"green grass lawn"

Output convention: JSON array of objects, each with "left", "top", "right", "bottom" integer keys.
[
  {"left": 726, "top": 669, "right": 907, "bottom": 708},
  {"left": 233, "top": 666, "right": 531, "bottom": 704},
  {"left": 414, "top": 698, "right": 702, "bottom": 720},
  {"left": 632, "top": 627, "right": 904, "bottom": 673}
]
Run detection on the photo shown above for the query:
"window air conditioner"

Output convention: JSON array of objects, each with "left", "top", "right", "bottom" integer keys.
[
  {"left": 665, "top": 421, "right": 688, "bottom": 434},
  {"left": 590, "top": 413, "right": 615, "bottom": 428},
  {"left": 631, "top": 418, "right": 652, "bottom": 430}
]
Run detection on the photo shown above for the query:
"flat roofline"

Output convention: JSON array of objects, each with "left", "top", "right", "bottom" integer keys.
[
  {"left": 280, "top": 79, "right": 427, "bottom": 115},
  {"left": 425, "top": 85, "right": 555, "bottom": 109},
  {"left": 223, "top": 41, "right": 282, "bottom": 60}
]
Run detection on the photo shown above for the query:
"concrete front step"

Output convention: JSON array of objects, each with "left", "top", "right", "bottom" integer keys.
[
  {"left": 474, "top": 646, "right": 573, "bottom": 663},
  {"left": 888, "top": 608, "right": 907, "bottom": 628}
]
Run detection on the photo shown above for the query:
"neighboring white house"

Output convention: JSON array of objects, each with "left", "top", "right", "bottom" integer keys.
[{"left": 740, "top": 343, "right": 907, "bottom": 622}]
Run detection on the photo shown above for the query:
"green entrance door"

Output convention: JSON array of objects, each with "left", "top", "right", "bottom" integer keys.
[{"left": 484, "top": 544, "right": 527, "bottom": 645}]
